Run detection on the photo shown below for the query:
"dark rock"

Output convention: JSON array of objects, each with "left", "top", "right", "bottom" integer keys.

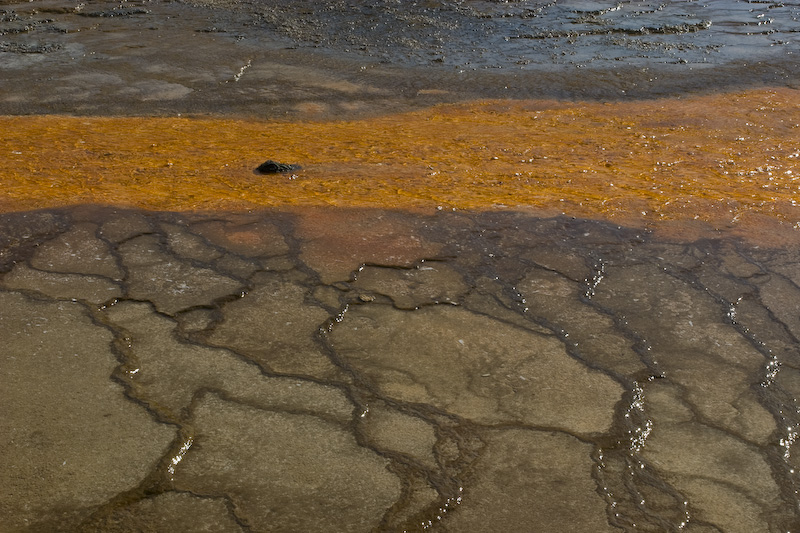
[{"left": 255, "top": 160, "right": 302, "bottom": 174}]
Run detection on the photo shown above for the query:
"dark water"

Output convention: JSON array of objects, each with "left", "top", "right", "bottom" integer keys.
[
  {"left": 1, "top": 0, "right": 800, "bottom": 116},
  {"left": 244, "top": 0, "right": 800, "bottom": 70}
]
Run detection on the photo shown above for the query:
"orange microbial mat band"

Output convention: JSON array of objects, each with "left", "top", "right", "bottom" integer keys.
[{"left": 3, "top": 89, "right": 798, "bottom": 230}]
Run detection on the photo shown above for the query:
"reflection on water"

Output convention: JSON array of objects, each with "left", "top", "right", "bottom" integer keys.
[{"left": 1, "top": 206, "right": 798, "bottom": 531}]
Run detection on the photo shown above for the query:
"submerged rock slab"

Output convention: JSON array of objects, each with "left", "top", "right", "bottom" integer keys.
[
  {"left": 205, "top": 272, "right": 343, "bottom": 380},
  {"left": 29, "top": 223, "right": 123, "bottom": 280},
  {"left": 0, "top": 291, "right": 175, "bottom": 531},
  {"left": 352, "top": 263, "right": 468, "bottom": 309},
  {"left": 330, "top": 304, "right": 623, "bottom": 435},
  {"left": 295, "top": 209, "right": 441, "bottom": 284},
  {"left": 81, "top": 492, "right": 244, "bottom": 533},
  {"left": 118, "top": 234, "right": 244, "bottom": 315},
  {"left": 1, "top": 263, "right": 122, "bottom": 305},
  {"left": 360, "top": 400, "right": 439, "bottom": 469},
  {"left": 172, "top": 393, "right": 401, "bottom": 532},
  {"left": 190, "top": 218, "right": 289, "bottom": 258},
  {"left": 642, "top": 381, "right": 783, "bottom": 533},
  {"left": 102, "top": 300, "right": 354, "bottom": 423},
  {"left": 594, "top": 262, "right": 775, "bottom": 444},
  {"left": 445, "top": 429, "right": 616, "bottom": 532}
]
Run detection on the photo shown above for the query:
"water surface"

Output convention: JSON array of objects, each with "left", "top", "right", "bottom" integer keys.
[
  {"left": 2, "top": 0, "right": 800, "bottom": 117},
  {"left": 2, "top": 0, "right": 800, "bottom": 531}
]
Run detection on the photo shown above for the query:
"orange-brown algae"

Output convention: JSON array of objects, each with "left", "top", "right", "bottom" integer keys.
[{"left": 2, "top": 88, "right": 799, "bottom": 239}]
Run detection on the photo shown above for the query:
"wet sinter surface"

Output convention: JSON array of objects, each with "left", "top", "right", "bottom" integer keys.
[
  {"left": 2, "top": 205, "right": 800, "bottom": 532},
  {"left": 1, "top": 90, "right": 800, "bottom": 531},
  {"left": 2, "top": 0, "right": 800, "bottom": 117},
  {"left": 3, "top": 0, "right": 800, "bottom": 531}
]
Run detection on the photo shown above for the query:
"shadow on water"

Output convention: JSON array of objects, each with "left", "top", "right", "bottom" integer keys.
[{"left": 1, "top": 205, "right": 799, "bottom": 531}]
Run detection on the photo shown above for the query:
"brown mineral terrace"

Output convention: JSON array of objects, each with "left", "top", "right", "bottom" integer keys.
[{"left": 2, "top": 88, "right": 799, "bottom": 243}]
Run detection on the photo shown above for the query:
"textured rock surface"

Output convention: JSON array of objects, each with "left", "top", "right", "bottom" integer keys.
[
  {"left": 1, "top": 206, "right": 798, "bottom": 531},
  {"left": 330, "top": 305, "right": 623, "bottom": 434},
  {"left": 0, "top": 292, "right": 175, "bottom": 532}
]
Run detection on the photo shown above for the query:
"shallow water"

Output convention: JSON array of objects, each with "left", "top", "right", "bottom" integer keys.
[
  {"left": 3, "top": 90, "right": 800, "bottom": 239},
  {"left": 1, "top": 205, "right": 799, "bottom": 531},
  {"left": 238, "top": 0, "right": 800, "bottom": 70},
  {"left": 2, "top": 0, "right": 800, "bottom": 117},
  {"left": 2, "top": 0, "right": 800, "bottom": 531}
]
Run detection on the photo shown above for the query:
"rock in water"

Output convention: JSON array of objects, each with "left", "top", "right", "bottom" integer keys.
[{"left": 256, "top": 160, "right": 301, "bottom": 174}]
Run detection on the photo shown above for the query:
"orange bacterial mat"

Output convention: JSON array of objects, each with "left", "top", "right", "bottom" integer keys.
[{"left": 2, "top": 88, "right": 799, "bottom": 238}]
